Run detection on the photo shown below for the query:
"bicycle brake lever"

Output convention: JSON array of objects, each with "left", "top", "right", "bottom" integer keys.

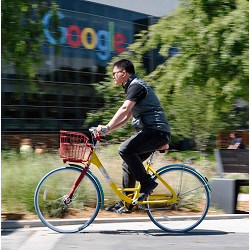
[
  {"left": 89, "top": 127, "right": 106, "bottom": 141},
  {"left": 89, "top": 127, "right": 97, "bottom": 133},
  {"left": 89, "top": 127, "right": 100, "bottom": 140}
]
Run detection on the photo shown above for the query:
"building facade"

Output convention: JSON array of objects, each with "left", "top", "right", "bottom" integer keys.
[{"left": 2, "top": 0, "right": 176, "bottom": 147}]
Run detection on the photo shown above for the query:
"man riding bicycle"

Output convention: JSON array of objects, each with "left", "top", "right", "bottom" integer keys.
[{"left": 97, "top": 59, "right": 171, "bottom": 213}]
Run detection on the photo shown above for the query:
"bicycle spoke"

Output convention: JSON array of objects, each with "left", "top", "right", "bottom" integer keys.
[
  {"left": 178, "top": 184, "right": 205, "bottom": 197},
  {"left": 34, "top": 167, "right": 101, "bottom": 233},
  {"left": 177, "top": 167, "right": 184, "bottom": 196},
  {"left": 146, "top": 166, "right": 210, "bottom": 233}
]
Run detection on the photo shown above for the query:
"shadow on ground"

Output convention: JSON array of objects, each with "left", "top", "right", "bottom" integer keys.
[
  {"left": 81, "top": 229, "right": 228, "bottom": 236},
  {"left": 1, "top": 213, "right": 26, "bottom": 220}
]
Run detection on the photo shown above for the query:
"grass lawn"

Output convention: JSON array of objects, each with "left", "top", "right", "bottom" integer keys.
[{"left": 2, "top": 145, "right": 247, "bottom": 218}]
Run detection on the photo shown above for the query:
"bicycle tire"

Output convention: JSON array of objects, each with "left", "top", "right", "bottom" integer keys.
[
  {"left": 34, "top": 166, "right": 101, "bottom": 233},
  {"left": 146, "top": 165, "right": 210, "bottom": 233}
]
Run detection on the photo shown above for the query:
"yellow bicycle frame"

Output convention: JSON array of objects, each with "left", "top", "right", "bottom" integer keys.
[{"left": 89, "top": 149, "right": 179, "bottom": 205}]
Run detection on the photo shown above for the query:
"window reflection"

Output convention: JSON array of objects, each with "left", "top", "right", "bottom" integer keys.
[{"left": 2, "top": 0, "right": 163, "bottom": 133}]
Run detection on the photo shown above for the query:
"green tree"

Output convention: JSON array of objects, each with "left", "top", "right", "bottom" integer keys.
[
  {"left": 2, "top": 0, "right": 59, "bottom": 84},
  {"left": 85, "top": 0, "right": 249, "bottom": 149}
]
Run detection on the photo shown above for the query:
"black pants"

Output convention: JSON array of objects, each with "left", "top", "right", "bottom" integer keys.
[{"left": 118, "top": 129, "right": 170, "bottom": 192}]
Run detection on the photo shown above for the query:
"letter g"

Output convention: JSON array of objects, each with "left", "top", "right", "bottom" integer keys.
[{"left": 43, "top": 10, "right": 67, "bottom": 45}]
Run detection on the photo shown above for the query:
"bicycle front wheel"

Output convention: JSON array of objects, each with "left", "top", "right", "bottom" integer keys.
[
  {"left": 147, "top": 165, "right": 210, "bottom": 233},
  {"left": 34, "top": 166, "right": 101, "bottom": 233}
]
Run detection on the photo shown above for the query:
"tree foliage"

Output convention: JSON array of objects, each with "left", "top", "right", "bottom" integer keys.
[
  {"left": 85, "top": 0, "right": 248, "bottom": 149},
  {"left": 2, "top": 0, "right": 59, "bottom": 82}
]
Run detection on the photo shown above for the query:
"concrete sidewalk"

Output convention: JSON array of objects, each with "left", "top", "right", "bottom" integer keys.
[
  {"left": 2, "top": 217, "right": 249, "bottom": 250},
  {"left": 1, "top": 214, "right": 249, "bottom": 230}
]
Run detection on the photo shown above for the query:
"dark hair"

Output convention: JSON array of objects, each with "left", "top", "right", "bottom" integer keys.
[
  {"left": 113, "top": 59, "right": 135, "bottom": 74},
  {"left": 230, "top": 132, "right": 238, "bottom": 137}
]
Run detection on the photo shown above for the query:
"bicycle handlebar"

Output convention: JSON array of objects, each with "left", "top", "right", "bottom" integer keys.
[
  {"left": 89, "top": 127, "right": 108, "bottom": 142},
  {"left": 89, "top": 127, "right": 99, "bottom": 140}
]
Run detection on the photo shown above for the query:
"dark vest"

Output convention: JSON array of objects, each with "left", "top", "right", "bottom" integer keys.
[{"left": 129, "top": 77, "right": 171, "bottom": 133}]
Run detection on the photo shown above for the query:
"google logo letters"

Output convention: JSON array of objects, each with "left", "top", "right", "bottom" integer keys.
[{"left": 43, "top": 11, "right": 126, "bottom": 61}]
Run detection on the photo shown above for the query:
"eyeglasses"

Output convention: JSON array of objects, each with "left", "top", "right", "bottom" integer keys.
[{"left": 112, "top": 70, "right": 123, "bottom": 77}]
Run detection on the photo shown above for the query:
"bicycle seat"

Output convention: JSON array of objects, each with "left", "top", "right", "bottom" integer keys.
[{"left": 156, "top": 144, "right": 169, "bottom": 153}]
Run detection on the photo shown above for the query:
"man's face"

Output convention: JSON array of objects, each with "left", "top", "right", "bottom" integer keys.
[
  {"left": 112, "top": 66, "right": 125, "bottom": 86},
  {"left": 230, "top": 133, "right": 236, "bottom": 139}
]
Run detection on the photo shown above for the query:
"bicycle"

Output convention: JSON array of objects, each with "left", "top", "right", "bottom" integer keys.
[{"left": 34, "top": 129, "right": 211, "bottom": 233}]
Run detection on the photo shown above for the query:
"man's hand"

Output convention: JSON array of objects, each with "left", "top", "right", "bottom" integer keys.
[{"left": 97, "top": 125, "right": 109, "bottom": 136}]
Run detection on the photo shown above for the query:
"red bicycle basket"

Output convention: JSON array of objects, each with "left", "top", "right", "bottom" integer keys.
[{"left": 60, "top": 130, "right": 91, "bottom": 163}]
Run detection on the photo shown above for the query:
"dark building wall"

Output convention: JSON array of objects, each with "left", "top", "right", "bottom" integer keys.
[{"left": 2, "top": 0, "right": 154, "bottom": 137}]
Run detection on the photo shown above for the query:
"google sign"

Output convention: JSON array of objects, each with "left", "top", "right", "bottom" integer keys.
[{"left": 43, "top": 10, "right": 127, "bottom": 61}]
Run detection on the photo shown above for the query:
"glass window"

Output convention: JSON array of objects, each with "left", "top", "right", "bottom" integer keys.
[
  {"left": 57, "top": 68, "right": 78, "bottom": 83},
  {"left": 95, "top": 72, "right": 106, "bottom": 83},
  {"left": 2, "top": 119, "right": 21, "bottom": 130},
  {"left": 62, "top": 107, "right": 76, "bottom": 119},
  {"left": 4, "top": 106, "right": 22, "bottom": 118},
  {"left": 3, "top": 92, "right": 22, "bottom": 105},
  {"left": 79, "top": 107, "right": 88, "bottom": 119},
  {"left": 79, "top": 96, "right": 90, "bottom": 107},
  {"left": 44, "top": 95, "right": 59, "bottom": 106},
  {"left": 26, "top": 107, "right": 42, "bottom": 119},
  {"left": 60, "top": 119, "right": 77, "bottom": 130},
  {"left": 42, "top": 119, "right": 58, "bottom": 131},
  {"left": 25, "top": 94, "right": 42, "bottom": 106},
  {"left": 24, "top": 119, "right": 41, "bottom": 130},
  {"left": 62, "top": 95, "right": 76, "bottom": 107},
  {"left": 79, "top": 71, "right": 92, "bottom": 85},
  {"left": 46, "top": 107, "right": 59, "bottom": 119}
]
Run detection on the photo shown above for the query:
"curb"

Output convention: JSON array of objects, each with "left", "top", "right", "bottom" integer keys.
[{"left": 1, "top": 214, "right": 249, "bottom": 230}]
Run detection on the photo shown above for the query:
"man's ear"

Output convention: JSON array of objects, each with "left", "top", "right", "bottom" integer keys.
[{"left": 121, "top": 70, "right": 126, "bottom": 77}]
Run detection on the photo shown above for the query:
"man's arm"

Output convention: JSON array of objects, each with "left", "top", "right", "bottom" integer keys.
[
  {"left": 228, "top": 143, "right": 241, "bottom": 149},
  {"left": 97, "top": 100, "right": 135, "bottom": 134},
  {"left": 107, "top": 100, "right": 135, "bottom": 128},
  {"left": 107, "top": 112, "right": 132, "bottom": 133}
]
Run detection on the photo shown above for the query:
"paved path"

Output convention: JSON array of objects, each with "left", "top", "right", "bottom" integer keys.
[{"left": 2, "top": 217, "right": 249, "bottom": 250}]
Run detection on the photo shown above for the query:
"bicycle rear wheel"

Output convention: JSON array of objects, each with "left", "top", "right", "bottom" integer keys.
[
  {"left": 146, "top": 165, "right": 210, "bottom": 233},
  {"left": 34, "top": 166, "right": 101, "bottom": 233}
]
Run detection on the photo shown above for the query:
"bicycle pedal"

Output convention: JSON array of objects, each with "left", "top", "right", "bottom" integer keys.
[
  {"left": 132, "top": 195, "right": 146, "bottom": 205},
  {"left": 115, "top": 206, "right": 131, "bottom": 214},
  {"left": 135, "top": 189, "right": 154, "bottom": 203}
]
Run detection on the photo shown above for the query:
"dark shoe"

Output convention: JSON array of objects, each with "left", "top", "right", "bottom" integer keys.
[
  {"left": 105, "top": 201, "right": 124, "bottom": 212},
  {"left": 138, "top": 181, "right": 158, "bottom": 201}
]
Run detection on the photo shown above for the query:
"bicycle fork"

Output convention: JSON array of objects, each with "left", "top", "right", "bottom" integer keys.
[{"left": 63, "top": 164, "right": 90, "bottom": 205}]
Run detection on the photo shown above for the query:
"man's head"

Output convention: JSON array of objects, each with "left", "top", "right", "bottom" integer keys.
[
  {"left": 112, "top": 59, "right": 135, "bottom": 86},
  {"left": 230, "top": 132, "right": 238, "bottom": 139}
]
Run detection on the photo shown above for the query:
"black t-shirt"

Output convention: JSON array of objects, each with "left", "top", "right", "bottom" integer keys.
[{"left": 123, "top": 75, "right": 147, "bottom": 103}]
